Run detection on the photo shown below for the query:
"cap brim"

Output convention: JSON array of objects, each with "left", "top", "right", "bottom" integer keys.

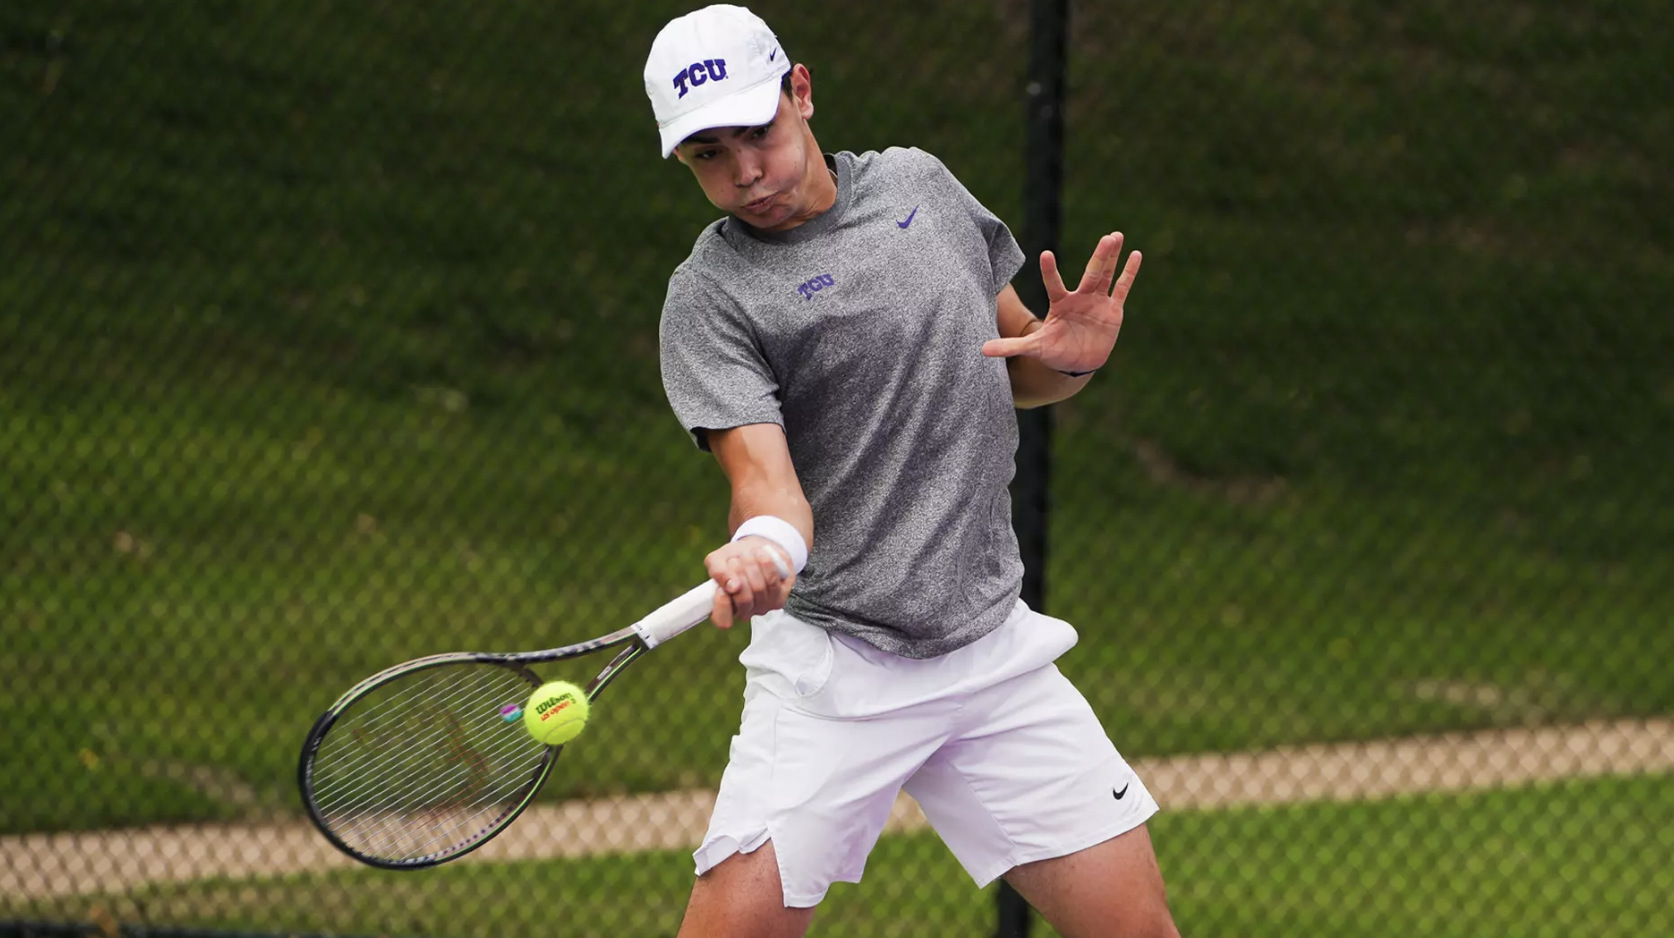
[{"left": 658, "top": 75, "right": 784, "bottom": 158}]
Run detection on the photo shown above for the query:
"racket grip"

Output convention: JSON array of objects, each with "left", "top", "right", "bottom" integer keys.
[{"left": 631, "top": 581, "right": 719, "bottom": 649}]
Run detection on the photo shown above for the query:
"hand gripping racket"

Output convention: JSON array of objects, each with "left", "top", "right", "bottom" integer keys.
[{"left": 297, "top": 581, "right": 716, "bottom": 869}]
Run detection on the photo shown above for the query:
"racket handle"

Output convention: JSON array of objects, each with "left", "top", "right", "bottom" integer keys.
[{"left": 631, "top": 581, "right": 719, "bottom": 649}]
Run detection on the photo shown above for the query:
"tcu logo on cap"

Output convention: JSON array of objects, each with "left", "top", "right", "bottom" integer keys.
[{"left": 672, "top": 59, "right": 729, "bottom": 98}]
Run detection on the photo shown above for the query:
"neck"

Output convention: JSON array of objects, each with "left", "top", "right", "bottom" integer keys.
[{"left": 797, "top": 163, "right": 839, "bottom": 224}]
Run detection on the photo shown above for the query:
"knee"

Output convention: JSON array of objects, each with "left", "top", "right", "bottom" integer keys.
[
  {"left": 1125, "top": 881, "right": 1181, "bottom": 938},
  {"left": 1102, "top": 899, "right": 1180, "bottom": 938},
  {"left": 1131, "top": 914, "right": 1182, "bottom": 938}
]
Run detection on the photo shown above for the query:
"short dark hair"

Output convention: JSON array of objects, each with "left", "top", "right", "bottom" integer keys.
[{"left": 780, "top": 67, "right": 793, "bottom": 96}]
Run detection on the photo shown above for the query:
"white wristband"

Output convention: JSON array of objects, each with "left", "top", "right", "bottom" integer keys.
[{"left": 731, "top": 515, "right": 809, "bottom": 575}]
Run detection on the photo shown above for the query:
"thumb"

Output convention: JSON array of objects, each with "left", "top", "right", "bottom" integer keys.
[{"left": 981, "top": 333, "right": 1041, "bottom": 359}]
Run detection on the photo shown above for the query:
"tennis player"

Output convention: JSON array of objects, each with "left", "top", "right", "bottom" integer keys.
[{"left": 646, "top": 6, "right": 1179, "bottom": 937}]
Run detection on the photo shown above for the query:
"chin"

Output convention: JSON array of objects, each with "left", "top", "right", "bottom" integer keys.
[{"left": 737, "top": 202, "right": 790, "bottom": 228}]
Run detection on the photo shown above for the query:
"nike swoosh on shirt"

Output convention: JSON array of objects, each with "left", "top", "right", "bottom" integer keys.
[
  {"left": 897, "top": 206, "right": 919, "bottom": 229},
  {"left": 1113, "top": 783, "right": 1130, "bottom": 800}
]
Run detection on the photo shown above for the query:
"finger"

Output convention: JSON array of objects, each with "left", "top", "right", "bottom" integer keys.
[
  {"left": 754, "top": 543, "right": 797, "bottom": 607},
  {"left": 756, "top": 544, "right": 792, "bottom": 581},
  {"left": 771, "top": 570, "right": 796, "bottom": 606},
  {"left": 704, "top": 550, "right": 730, "bottom": 588},
  {"left": 753, "top": 546, "right": 792, "bottom": 613},
  {"left": 1040, "top": 251, "right": 1069, "bottom": 304},
  {"left": 1077, "top": 233, "right": 1112, "bottom": 293},
  {"left": 1082, "top": 232, "right": 1123, "bottom": 295},
  {"left": 738, "top": 536, "right": 788, "bottom": 585},
  {"left": 1112, "top": 249, "right": 1143, "bottom": 303},
  {"left": 982, "top": 333, "right": 1042, "bottom": 359},
  {"left": 725, "top": 555, "right": 755, "bottom": 619},
  {"left": 740, "top": 552, "right": 769, "bottom": 606}
]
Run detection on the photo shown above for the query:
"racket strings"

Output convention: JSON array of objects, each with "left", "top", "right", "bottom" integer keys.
[
  {"left": 350, "top": 754, "right": 543, "bottom": 862},
  {"left": 315, "top": 666, "right": 533, "bottom": 812},
  {"left": 323, "top": 727, "right": 543, "bottom": 846},
  {"left": 314, "top": 668, "right": 474, "bottom": 788},
  {"left": 308, "top": 662, "right": 551, "bottom": 863},
  {"left": 313, "top": 670, "right": 501, "bottom": 811},
  {"left": 317, "top": 674, "right": 541, "bottom": 859},
  {"left": 323, "top": 726, "right": 535, "bottom": 821},
  {"left": 315, "top": 667, "right": 516, "bottom": 804}
]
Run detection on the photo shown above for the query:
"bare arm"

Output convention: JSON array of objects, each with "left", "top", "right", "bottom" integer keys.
[
  {"left": 996, "top": 284, "right": 1094, "bottom": 409},
  {"left": 703, "top": 422, "right": 813, "bottom": 629}
]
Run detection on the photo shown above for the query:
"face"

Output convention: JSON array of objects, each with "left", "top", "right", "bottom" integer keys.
[{"left": 674, "top": 66, "right": 828, "bottom": 232}]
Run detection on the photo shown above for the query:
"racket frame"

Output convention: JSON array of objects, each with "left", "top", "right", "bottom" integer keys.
[{"left": 297, "top": 582, "right": 713, "bottom": 870}]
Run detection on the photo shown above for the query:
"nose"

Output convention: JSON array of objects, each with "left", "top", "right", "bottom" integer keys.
[{"left": 732, "top": 150, "right": 764, "bottom": 188}]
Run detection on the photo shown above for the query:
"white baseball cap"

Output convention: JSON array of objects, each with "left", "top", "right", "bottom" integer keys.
[{"left": 644, "top": 5, "right": 791, "bottom": 158}]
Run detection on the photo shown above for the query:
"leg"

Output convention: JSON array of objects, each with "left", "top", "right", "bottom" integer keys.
[
  {"left": 1002, "top": 824, "right": 1180, "bottom": 938},
  {"left": 902, "top": 657, "right": 1171, "bottom": 934},
  {"left": 677, "top": 841, "right": 816, "bottom": 938},
  {"left": 692, "top": 615, "right": 954, "bottom": 914}
]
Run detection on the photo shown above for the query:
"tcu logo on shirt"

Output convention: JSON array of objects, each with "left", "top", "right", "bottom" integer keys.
[
  {"left": 671, "top": 59, "right": 729, "bottom": 98},
  {"left": 797, "top": 273, "right": 835, "bottom": 300}
]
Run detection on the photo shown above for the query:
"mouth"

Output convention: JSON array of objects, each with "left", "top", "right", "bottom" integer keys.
[{"left": 741, "top": 194, "right": 777, "bottom": 215}]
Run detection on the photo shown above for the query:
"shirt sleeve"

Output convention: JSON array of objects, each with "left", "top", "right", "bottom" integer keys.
[
  {"left": 920, "top": 150, "right": 1026, "bottom": 296},
  {"left": 658, "top": 266, "right": 783, "bottom": 452}
]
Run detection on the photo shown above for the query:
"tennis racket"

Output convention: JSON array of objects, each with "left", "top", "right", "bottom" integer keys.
[{"left": 297, "top": 581, "right": 716, "bottom": 869}]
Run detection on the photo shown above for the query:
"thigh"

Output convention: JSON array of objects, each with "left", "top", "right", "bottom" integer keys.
[
  {"left": 678, "top": 841, "right": 816, "bottom": 938},
  {"left": 903, "top": 664, "right": 1160, "bottom": 888},
  {"left": 697, "top": 689, "right": 953, "bottom": 907},
  {"left": 1003, "top": 824, "right": 1180, "bottom": 938}
]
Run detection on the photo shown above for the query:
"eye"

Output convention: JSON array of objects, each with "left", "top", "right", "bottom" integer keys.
[{"left": 751, "top": 125, "right": 771, "bottom": 140}]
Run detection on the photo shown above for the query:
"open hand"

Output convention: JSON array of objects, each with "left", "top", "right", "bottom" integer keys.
[{"left": 981, "top": 232, "right": 1141, "bottom": 374}]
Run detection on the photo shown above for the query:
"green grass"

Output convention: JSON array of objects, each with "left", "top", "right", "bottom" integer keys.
[
  {"left": 2, "top": 0, "right": 1672, "bottom": 836},
  {"left": 12, "top": 775, "right": 1672, "bottom": 937}
]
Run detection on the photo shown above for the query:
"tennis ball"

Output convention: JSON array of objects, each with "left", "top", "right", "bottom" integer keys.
[{"left": 524, "top": 681, "right": 590, "bottom": 746}]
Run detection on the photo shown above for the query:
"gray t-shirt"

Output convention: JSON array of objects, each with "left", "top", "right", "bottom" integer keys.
[{"left": 659, "top": 147, "right": 1027, "bottom": 658}]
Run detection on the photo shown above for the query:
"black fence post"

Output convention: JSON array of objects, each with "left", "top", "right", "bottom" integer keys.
[{"left": 999, "top": 0, "right": 1068, "bottom": 935}]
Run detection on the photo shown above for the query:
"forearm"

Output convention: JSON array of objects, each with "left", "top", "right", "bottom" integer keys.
[
  {"left": 702, "top": 423, "right": 811, "bottom": 628},
  {"left": 708, "top": 423, "right": 814, "bottom": 549},
  {"left": 1008, "top": 317, "right": 1095, "bottom": 409},
  {"left": 728, "top": 480, "right": 813, "bottom": 548}
]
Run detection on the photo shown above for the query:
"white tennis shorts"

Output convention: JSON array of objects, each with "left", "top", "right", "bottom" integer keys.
[{"left": 693, "top": 600, "right": 1160, "bottom": 908}]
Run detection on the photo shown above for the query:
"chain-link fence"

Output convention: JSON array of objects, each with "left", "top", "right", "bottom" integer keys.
[{"left": 4, "top": 1, "right": 1671, "bottom": 936}]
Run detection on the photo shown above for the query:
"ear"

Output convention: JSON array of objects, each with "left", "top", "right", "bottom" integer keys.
[{"left": 788, "top": 63, "right": 815, "bottom": 120}]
